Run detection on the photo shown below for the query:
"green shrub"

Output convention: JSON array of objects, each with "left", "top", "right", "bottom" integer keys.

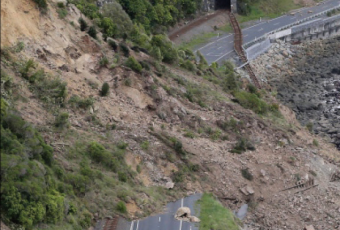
[
  {"left": 169, "top": 137, "right": 185, "bottom": 156},
  {"left": 54, "top": 112, "right": 69, "bottom": 128},
  {"left": 140, "top": 141, "right": 149, "bottom": 150},
  {"left": 57, "top": 2, "right": 64, "bottom": 8},
  {"left": 230, "top": 138, "right": 255, "bottom": 154},
  {"left": 87, "top": 142, "right": 110, "bottom": 163},
  {"left": 20, "top": 59, "right": 35, "bottom": 80},
  {"left": 151, "top": 35, "right": 178, "bottom": 64},
  {"left": 101, "top": 82, "right": 110, "bottom": 96},
  {"left": 125, "top": 56, "right": 142, "bottom": 73},
  {"left": 116, "top": 201, "right": 127, "bottom": 213},
  {"left": 118, "top": 171, "right": 128, "bottom": 182},
  {"left": 68, "top": 95, "right": 94, "bottom": 109},
  {"left": 1, "top": 98, "right": 8, "bottom": 117},
  {"left": 57, "top": 8, "right": 68, "bottom": 19},
  {"left": 79, "top": 18, "right": 88, "bottom": 31},
  {"left": 136, "top": 164, "right": 142, "bottom": 173},
  {"left": 88, "top": 26, "right": 97, "bottom": 39},
  {"left": 107, "top": 38, "right": 117, "bottom": 51},
  {"left": 33, "top": 0, "right": 48, "bottom": 11},
  {"left": 181, "top": 60, "right": 196, "bottom": 72},
  {"left": 241, "top": 168, "right": 253, "bottom": 181},
  {"left": 184, "top": 131, "right": 195, "bottom": 138},
  {"left": 306, "top": 122, "right": 313, "bottom": 133},
  {"left": 247, "top": 84, "right": 257, "bottom": 94},
  {"left": 222, "top": 72, "right": 239, "bottom": 92},
  {"left": 14, "top": 42, "right": 25, "bottom": 53},
  {"left": 233, "top": 91, "right": 269, "bottom": 115},
  {"left": 313, "top": 139, "right": 319, "bottom": 147},
  {"left": 101, "top": 2, "right": 134, "bottom": 37},
  {"left": 119, "top": 43, "right": 130, "bottom": 57},
  {"left": 117, "top": 141, "right": 128, "bottom": 150},
  {"left": 124, "top": 78, "right": 132, "bottom": 87},
  {"left": 172, "top": 170, "right": 185, "bottom": 182}
]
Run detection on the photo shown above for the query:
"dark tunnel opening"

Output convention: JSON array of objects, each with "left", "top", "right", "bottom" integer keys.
[{"left": 215, "top": 0, "right": 231, "bottom": 10}]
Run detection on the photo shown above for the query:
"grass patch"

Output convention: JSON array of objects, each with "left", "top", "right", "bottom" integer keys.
[
  {"left": 237, "top": 0, "right": 302, "bottom": 24},
  {"left": 179, "top": 32, "right": 217, "bottom": 50},
  {"left": 197, "top": 193, "right": 239, "bottom": 230}
]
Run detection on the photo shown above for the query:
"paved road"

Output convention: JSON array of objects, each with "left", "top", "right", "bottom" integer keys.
[
  {"left": 117, "top": 193, "right": 202, "bottom": 230},
  {"left": 196, "top": 0, "right": 340, "bottom": 64}
]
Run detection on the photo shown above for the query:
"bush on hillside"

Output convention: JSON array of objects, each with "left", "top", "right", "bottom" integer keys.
[
  {"left": 107, "top": 38, "right": 118, "bottom": 51},
  {"left": 102, "top": 1, "right": 134, "bottom": 36},
  {"left": 88, "top": 26, "right": 97, "bottom": 39},
  {"left": 33, "top": 0, "right": 48, "bottom": 11},
  {"left": 233, "top": 91, "right": 269, "bottom": 115},
  {"left": 79, "top": 18, "right": 88, "bottom": 31},
  {"left": 151, "top": 35, "right": 178, "bottom": 64},
  {"left": 68, "top": 95, "right": 94, "bottom": 109},
  {"left": 101, "top": 82, "right": 110, "bottom": 96},
  {"left": 116, "top": 201, "right": 127, "bottom": 213},
  {"left": 54, "top": 112, "right": 69, "bottom": 128},
  {"left": 119, "top": 43, "right": 130, "bottom": 57},
  {"left": 125, "top": 56, "right": 142, "bottom": 73}
]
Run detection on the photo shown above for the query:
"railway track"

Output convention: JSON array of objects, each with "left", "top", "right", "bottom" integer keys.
[
  {"left": 227, "top": 11, "right": 262, "bottom": 89},
  {"left": 102, "top": 217, "right": 118, "bottom": 230}
]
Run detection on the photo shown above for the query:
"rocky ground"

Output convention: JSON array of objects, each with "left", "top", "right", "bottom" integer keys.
[{"left": 252, "top": 37, "right": 340, "bottom": 150}]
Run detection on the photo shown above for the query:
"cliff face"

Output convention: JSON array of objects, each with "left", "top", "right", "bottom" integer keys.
[{"left": 1, "top": 1, "right": 339, "bottom": 229}]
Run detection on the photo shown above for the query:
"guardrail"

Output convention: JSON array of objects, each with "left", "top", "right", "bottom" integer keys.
[{"left": 242, "top": 4, "right": 340, "bottom": 49}]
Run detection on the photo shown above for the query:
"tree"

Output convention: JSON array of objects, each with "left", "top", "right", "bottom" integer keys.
[{"left": 101, "top": 17, "right": 117, "bottom": 38}]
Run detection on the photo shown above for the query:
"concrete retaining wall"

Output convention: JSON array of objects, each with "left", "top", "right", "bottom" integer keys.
[{"left": 282, "top": 14, "right": 340, "bottom": 42}]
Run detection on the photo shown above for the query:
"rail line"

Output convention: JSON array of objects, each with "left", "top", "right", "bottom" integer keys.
[
  {"left": 227, "top": 11, "right": 262, "bottom": 89},
  {"left": 102, "top": 217, "right": 119, "bottom": 230}
]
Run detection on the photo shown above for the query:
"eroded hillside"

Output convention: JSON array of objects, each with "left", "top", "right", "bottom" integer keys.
[{"left": 1, "top": 0, "right": 339, "bottom": 229}]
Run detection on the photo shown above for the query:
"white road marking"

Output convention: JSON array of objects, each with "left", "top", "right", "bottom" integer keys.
[
  {"left": 159, "top": 217, "right": 161, "bottom": 222},
  {"left": 136, "top": 220, "right": 139, "bottom": 230},
  {"left": 179, "top": 220, "right": 183, "bottom": 230},
  {"left": 243, "top": 21, "right": 266, "bottom": 31},
  {"left": 259, "top": 28, "right": 264, "bottom": 31},
  {"left": 213, "top": 50, "right": 233, "bottom": 63},
  {"left": 244, "top": 34, "right": 248, "bottom": 38},
  {"left": 195, "top": 34, "right": 233, "bottom": 52},
  {"left": 217, "top": 46, "right": 223, "bottom": 50},
  {"left": 274, "top": 22, "right": 280, "bottom": 25},
  {"left": 181, "top": 198, "right": 184, "bottom": 207},
  {"left": 229, "top": 40, "right": 233, "bottom": 43},
  {"left": 129, "top": 221, "right": 134, "bottom": 230},
  {"left": 291, "top": 17, "right": 296, "bottom": 20}
]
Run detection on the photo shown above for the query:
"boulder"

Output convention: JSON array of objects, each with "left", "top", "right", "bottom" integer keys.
[
  {"left": 304, "top": 225, "right": 315, "bottom": 230},
  {"left": 189, "top": 216, "right": 200, "bottom": 222},
  {"left": 175, "top": 207, "right": 191, "bottom": 218},
  {"left": 165, "top": 182, "right": 174, "bottom": 189}
]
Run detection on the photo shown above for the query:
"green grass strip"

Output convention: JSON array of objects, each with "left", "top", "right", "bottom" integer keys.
[{"left": 197, "top": 193, "right": 239, "bottom": 230}]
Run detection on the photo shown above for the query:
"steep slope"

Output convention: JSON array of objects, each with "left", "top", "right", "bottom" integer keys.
[{"left": 1, "top": 0, "right": 339, "bottom": 230}]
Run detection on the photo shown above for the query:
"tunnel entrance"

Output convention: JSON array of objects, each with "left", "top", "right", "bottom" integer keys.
[{"left": 215, "top": 0, "right": 231, "bottom": 10}]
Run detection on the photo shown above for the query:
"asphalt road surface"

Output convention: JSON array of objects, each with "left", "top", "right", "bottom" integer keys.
[
  {"left": 196, "top": 0, "right": 340, "bottom": 64},
  {"left": 116, "top": 193, "right": 202, "bottom": 230}
]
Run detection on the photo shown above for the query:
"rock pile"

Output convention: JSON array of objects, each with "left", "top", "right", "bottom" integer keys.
[{"left": 175, "top": 207, "right": 200, "bottom": 223}]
